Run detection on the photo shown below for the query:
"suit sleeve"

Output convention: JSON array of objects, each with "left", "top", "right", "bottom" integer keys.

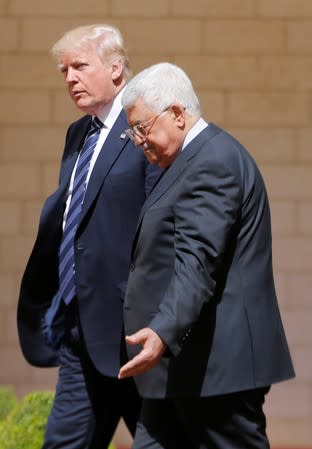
[{"left": 148, "top": 152, "right": 242, "bottom": 356}]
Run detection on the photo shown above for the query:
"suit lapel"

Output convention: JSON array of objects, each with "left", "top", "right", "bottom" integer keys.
[
  {"left": 139, "top": 123, "right": 220, "bottom": 222},
  {"left": 40, "top": 117, "right": 91, "bottom": 229},
  {"left": 79, "top": 111, "right": 129, "bottom": 222},
  {"left": 60, "top": 116, "right": 91, "bottom": 187},
  {"left": 131, "top": 123, "right": 221, "bottom": 257}
]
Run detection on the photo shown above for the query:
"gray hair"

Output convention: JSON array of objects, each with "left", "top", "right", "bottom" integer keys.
[
  {"left": 51, "top": 24, "right": 131, "bottom": 81},
  {"left": 122, "top": 62, "right": 201, "bottom": 117}
]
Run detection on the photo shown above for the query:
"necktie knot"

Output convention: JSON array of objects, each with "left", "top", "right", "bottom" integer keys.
[{"left": 91, "top": 116, "right": 103, "bottom": 133}]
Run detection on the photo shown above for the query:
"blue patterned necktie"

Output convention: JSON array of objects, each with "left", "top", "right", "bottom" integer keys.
[{"left": 58, "top": 116, "right": 103, "bottom": 305}]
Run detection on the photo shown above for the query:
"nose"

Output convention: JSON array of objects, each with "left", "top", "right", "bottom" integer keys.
[
  {"left": 65, "top": 67, "right": 78, "bottom": 83},
  {"left": 133, "top": 134, "right": 146, "bottom": 147},
  {"left": 137, "top": 137, "right": 149, "bottom": 151}
]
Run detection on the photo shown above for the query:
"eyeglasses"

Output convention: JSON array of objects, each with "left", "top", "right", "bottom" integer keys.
[{"left": 124, "top": 107, "right": 169, "bottom": 141}]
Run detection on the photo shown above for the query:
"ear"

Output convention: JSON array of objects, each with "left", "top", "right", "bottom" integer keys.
[
  {"left": 169, "top": 103, "right": 186, "bottom": 127},
  {"left": 111, "top": 59, "right": 123, "bottom": 81}
]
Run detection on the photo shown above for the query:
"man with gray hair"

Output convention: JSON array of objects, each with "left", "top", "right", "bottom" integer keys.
[
  {"left": 119, "top": 62, "right": 295, "bottom": 449},
  {"left": 17, "top": 25, "right": 160, "bottom": 448}
]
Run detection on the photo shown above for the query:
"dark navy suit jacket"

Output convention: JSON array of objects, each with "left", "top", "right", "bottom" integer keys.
[
  {"left": 17, "top": 111, "right": 160, "bottom": 377},
  {"left": 124, "top": 123, "right": 295, "bottom": 398}
]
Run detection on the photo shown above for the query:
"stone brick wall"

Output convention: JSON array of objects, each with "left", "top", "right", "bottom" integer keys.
[{"left": 0, "top": 1, "right": 311, "bottom": 447}]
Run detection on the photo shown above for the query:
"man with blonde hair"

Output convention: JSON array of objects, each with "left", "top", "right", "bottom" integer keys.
[{"left": 17, "top": 25, "right": 160, "bottom": 449}]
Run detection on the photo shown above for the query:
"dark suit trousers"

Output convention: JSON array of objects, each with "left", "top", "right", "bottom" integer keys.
[
  {"left": 133, "top": 388, "right": 270, "bottom": 449},
  {"left": 42, "top": 309, "right": 141, "bottom": 449}
]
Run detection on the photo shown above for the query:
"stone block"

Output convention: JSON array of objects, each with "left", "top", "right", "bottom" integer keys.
[
  {"left": 227, "top": 92, "right": 310, "bottom": 127},
  {"left": 0, "top": 235, "right": 34, "bottom": 271},
  {"left": 279, "top": 308, "right": 312, "bottom": 345},
  {"left": 288, "top": 20, "right": 312, "bottom": 53},
  {"left": 270, "top": 200, "right": 297, "bottom": 235},
  {"left": 203, "top": 20, "right": 284, "bottom": 54},
  {"left": 259, "top": 56, "right": 312, "bottom": 89},
  {"left": 0, "top": 0, "right": 6, "bottom": 14},
  {"left": 266, "top": 380, "right": 310, "bottom": 419},
  {"left": 112, "top": 0, "right": 169, "bottom": 16},
  {"left": 197, "top": 90, "right": 225, "bottom": 124},
  {"left": 42, "top": 163, "right": 60, "bottom": 197},
  {"left": 290, "top": 345, "right": 312, "bottom": 383},
  {"left": 0, "top": 201, "right": 21, "bottom": 234},
  {"left": 174, "top": 56, "right": 259, "bottom": 89},
  {"left": 9, "top": 0, "right": 108, "bottom": 16},
  {"left": 0, "top": 91, "right": 50, "bottom": 125},
  {"left": 226, "top": 128, "right": 296, "bottom": 163},
  {"left": 284, "top": 272, "right": 312, "bottom": 308},
  {"left": 0, "top": 55, "right": 58, "bottom": 88},
  {"left": 260, "top": 0, "right": 312, "bottom": 17},
  {"left": 0, "top": 18, "right": 18, "bottom": 51},
  {"left": 21, "top": 18, "right": 118, "bottom": 53},
  {"left": 1, "top": 126, "right": 65, "bottom": 162},
  {"left": 297, "top": 128, "right": 312, "bottom": 161},
  {"left": 0, "top": 164, "right": 41, "bottom": 199},
  {"left": 298, "top": 200, "right": 312, "bottom": 234},
  {"left": 0, "top": 346, "right": 32, "bottom": 384},
  {"left": 172, "top": 0, "right": 255, "bottom": 17},
  {"left": 22, "top": 199, "right": 44, "bottom": 236},
  {"left": 261, "top": 165, "right": 312, "bottom": 199},
  {"left": 123, "top": 19, "right": 200, "bottom": 55},
  {"left": 0, "top": 273, "right": 20, "bottom": 307},
  {"left": 273, "top": 237, "right": 312, "bottom": 271},
  {"left": 268, "top": 416, "right": 312, "bottom": 448}
]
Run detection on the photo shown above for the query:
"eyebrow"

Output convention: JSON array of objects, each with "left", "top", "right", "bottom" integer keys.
[
  {"left": 133, "top": 117, "right": 153, "bottom": 126},
  {"left": 58, "top": 58, "right": 88, "bottom": 71}
]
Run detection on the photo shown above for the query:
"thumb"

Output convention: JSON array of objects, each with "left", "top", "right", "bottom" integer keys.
[
  {"left": 125, "top": 332, "right": 142, "bottom": 345},
  {"left": 125, "top": 329, "right": 148, "bottom": 345}
]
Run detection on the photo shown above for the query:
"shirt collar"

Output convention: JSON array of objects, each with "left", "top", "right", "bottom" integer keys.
[
  {"left": 95, "top": 87, "right": 125, "bottom": 129},
  {"left": 181, "top": 118, "right": 209, "bottom": 151}
]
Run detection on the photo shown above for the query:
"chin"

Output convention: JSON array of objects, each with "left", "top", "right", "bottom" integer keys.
[
  {"left": 144, "top": 152, "right": 158, "bottom": 165},
  {"left": 74, "top": 99, "right": 93, "bottom": 113}
]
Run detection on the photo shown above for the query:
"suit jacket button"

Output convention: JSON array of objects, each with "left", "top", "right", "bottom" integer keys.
[{"left": 130, "top": 263, "right": 135, "bottom": 271}]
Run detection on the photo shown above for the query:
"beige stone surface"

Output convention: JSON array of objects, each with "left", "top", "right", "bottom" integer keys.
[
  {"left": 298, "top": 128, "right": 312, "bottom": 161},
  {"left": 261, "top": 165, "right": 312, "bottom": 199},
  {"left": 0, "top": 18, "right": 19, "bottom": 51},
  {"left": 172, "top": 0, "right": 256, "bottom": 17},
  {"left": 228, "top": 128, "right": 296, "bottom": 162},
  {"left": 227, "top": 92, "right": 310, "bottom": 127},
  {"left": 1, "top": 2, "right": 311, "bottom": 447},
  {"left": 203, "top": 20, "right": 284, "bottom": 54},
  {"left": 112, "top": 0, "right": 169, "bottom": 17},
  {"left": 0, "top": 91, "right": 50, "bottom": 124},
  {"left": 0, "top": 0, "right": 6, "bottom": 14},
  {"left": 123, "top": 19, "right": 201, "bottom": 55},
  {"left": 288, "top": 21, "right": 312, "bottom": 53},
  {"left": 270, "top": 200, "right": 298, "bottom": 235},
  {"left": 260, "top": 0, "right": 312, "bottom": 17},
  {"left": 9, "top": 0, "right": 109, "bottom": 16},
  {"left": 298, "top": 200, "right": 312, "bottom": 234}
]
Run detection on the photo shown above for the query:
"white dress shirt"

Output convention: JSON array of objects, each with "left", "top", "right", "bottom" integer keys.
[
  {"left": 62, "top": 88, "right": 124, "bottom": 228},
  {"left": 181, "top": 117, "right": 208, "bottom": 152}
]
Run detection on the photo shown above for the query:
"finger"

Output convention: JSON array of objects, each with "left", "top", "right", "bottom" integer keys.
[
  {"left": 125, "top": 334, "right": 141, "bottom": 345},
  {"left": 119, "top": 355, "right": 146, "bottom": 378},
  {"left": 125, "top": 330, "right": 147, "bottom": 345}
]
